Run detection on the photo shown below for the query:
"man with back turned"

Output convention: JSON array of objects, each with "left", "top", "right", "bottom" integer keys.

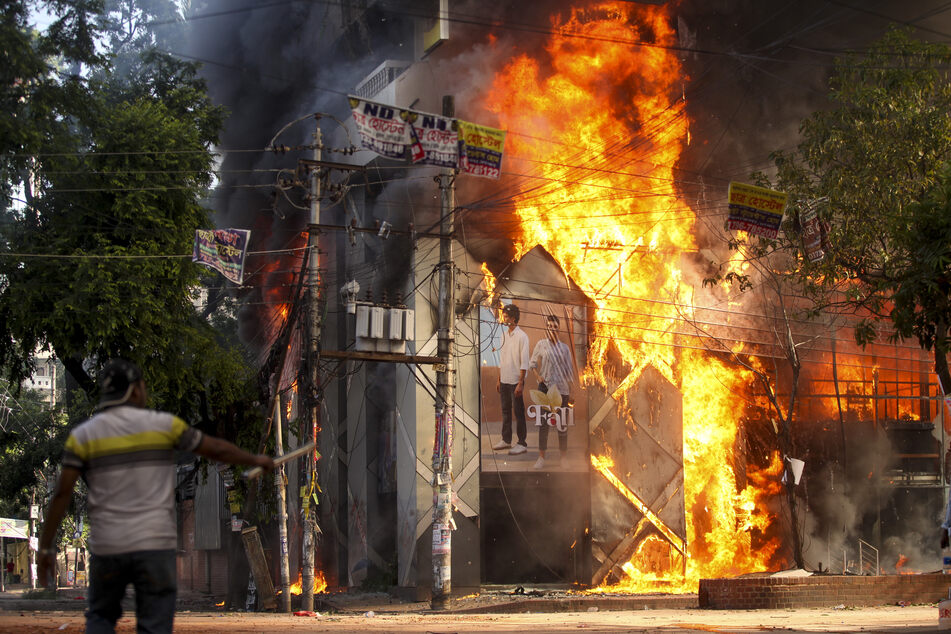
[{"left": 38, "top": 358, "right": 273, "bottom": 633}]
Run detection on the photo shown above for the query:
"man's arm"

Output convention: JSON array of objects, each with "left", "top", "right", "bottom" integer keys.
[
  {"left": 515, "top": 332, "right": 530, "bottom": 395},
  {"left": 194, "top": 435, "right": 274, "bottom": 470},
  {"left": 529, "top": 341, "right": 544, "bottom": 382},
  {"left": 37, "top": 466, "right": 81, "bottom": 588}
]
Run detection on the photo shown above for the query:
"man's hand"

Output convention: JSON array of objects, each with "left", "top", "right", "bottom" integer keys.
[
  {"left": 37, "top": 551, "right": 55, "bottom": 589},
  {"left": 255, "top": 455, "right": 275, "bottom": 473},
  {"left": 941, "top": 528, "right": 949, "bottom": 550},
  {"left": 496, "top": 378, "right": 501, "bottom": 393},
  {"left": 515, "top": 380, "right": 524, "bottom": 396}
]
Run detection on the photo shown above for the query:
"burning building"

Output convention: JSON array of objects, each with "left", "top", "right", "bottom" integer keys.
[{"left": 182, "top": 0, "right": 951, "bottom": 601}]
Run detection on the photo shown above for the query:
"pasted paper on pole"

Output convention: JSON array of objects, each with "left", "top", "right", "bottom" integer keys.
[
  {"left": 192, "top": 228, "right": 250, "bottom": 284},
  {"left": 458, "top": 120, "right": 506, "bottom": 179},
  {"left": 407, "top": 111, "right": 459, "bottom": 168},
  {"left": 349, "top": 96, "right": 411, "bottom": 159},
  {"left": 727, "top": 182, "right": 788, "bottom": 239}
]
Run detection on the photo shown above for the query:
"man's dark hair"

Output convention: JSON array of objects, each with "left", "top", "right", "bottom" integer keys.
[
  {"left": 546, "top": 315, "right": 559, "bottom": 327},
  {"left": 502, "top": 303, "right": 520, "bottom": 323}
]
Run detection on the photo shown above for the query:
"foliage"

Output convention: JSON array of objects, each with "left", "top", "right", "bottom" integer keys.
[
  {"left": 888, "top": 166, "right": 951, "bottom": 357},
  {"left": 0, "top": 382, "right": 66, "bottom": 517},
  {"left": 0, "top": 1, "right": 265, "bottom": 436},
  {"left": 764, "top": 29, "right": 951, "bottom": 340}
]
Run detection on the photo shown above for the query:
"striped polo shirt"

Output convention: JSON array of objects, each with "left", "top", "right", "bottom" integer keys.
[{"left": 62, "top": 406, "right": 202, "bottom": 555}]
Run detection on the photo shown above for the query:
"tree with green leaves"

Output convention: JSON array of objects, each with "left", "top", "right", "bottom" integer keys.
[
  {"left": 763, "top": 27, "right": 951, "bottom": 393},
  {"left": 0, "top": 0, "right": 256, "bottom": 425}
]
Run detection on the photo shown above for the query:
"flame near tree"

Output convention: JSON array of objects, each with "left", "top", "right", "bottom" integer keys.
[{"left": 482, "top": 2, "right": 783, "bottom": 591}]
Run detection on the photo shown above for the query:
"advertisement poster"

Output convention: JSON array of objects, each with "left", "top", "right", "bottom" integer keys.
[
  {"left": 800, "top": 203, "right": 828, "bottom": 262},
  {"left": 458, "top": 120, "right": 506, "bottom": 180},
  {"left": 407, "top": 112, "right": 458, "bottom": 167},
  {"left": 480, "top": 300, "right": 587, "bottom": 473},
  {"left": 726, "top": 181, "right": 788, "bottom": 239},
  {"left": 349, "top": 96, "right": 411, "bottom": 159},
  {"left": 192, "top": 228, "right": 250, "bottom": 284}
]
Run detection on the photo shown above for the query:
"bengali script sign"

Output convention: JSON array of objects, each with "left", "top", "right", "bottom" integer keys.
[
  {"left": 799, "top": 203, "right": 827, "bottom": 262},
  {"left": 349, "top": 96, "right": 411, "bottom": 159},
  {"left": 192, "top": 228, "right": 250, "bottom": 284},
  {"left": 458, "top": 120, "right": 506, "bottom": 179},
  {"left": 406, "top": 111, "right": 459, "bottom": 168},
  {"left": 727, "top": 182, "right": 788, "bottom": 239}
]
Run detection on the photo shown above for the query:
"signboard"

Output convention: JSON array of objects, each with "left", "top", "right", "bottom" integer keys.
[
  {"left": 0, "top": 518, "right": 29, "bottom": 539},
  {"left": 349, "top": 96, "right": 506, "bottom": 179},
  {"left": 349, "top": 97, "right": 411, "bottom": 159},
  {"left": 192, "top": 228, "right": 251, "bottom": 285},
  {"left": 458, "top": 120, "right": 506, "bottom": 180},
  {"left": 727, "top": 182, "right": 788, "bottom": 239},
  {"left": 800, "top": 203, "right": 827, "bottom": 262},
  {"left": 407, "top": 112, "right": 459, "bottom": 167}
]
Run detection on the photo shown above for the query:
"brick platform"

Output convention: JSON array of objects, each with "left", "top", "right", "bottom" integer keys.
[{"left": 699, "top": 573, "right": 951, "bottom": 609}]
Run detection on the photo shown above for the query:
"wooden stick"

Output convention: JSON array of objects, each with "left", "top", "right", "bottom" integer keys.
[{"left": 243, "top": 441, "right": 316, "bottom": 480}]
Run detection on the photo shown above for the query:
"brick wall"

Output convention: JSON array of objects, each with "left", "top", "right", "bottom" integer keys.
[{"left": 699, "top": 574, "right": 951, "bottom": 609}]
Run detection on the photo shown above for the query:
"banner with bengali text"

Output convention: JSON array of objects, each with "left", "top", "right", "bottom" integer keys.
[
  {"left": 458, "top": 120, "right": 506, "bottom": 179},
  {"left": 349, "top": 96, "right": 411, "bottom": 159},
  {"left": 192, "top": 228, "right": 250, "bottom": 285},
  {"left": 799, "top": 203, "right": 828, "bottom": 262},
  {"left": 406, "top": 111, "right": 459, "bottom": 168},
  {"left": 727, "top": 182, "right": 788, "bottom": 239}
]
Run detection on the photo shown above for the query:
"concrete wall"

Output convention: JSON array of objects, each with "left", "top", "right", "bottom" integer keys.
[{"left": 395, "top": 235, "right": 482, "bottom": 599}]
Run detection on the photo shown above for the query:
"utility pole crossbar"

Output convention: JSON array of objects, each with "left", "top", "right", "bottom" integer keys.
[
  {"left": 319, "top": 350, "right": 443, "bottom": 365},
  {"left": 298, "top": 158, "right": 367, "bottom": 172}
]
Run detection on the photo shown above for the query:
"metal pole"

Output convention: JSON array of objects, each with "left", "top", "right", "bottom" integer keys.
[
  {"left": 302, "top": 122, "right": 322, "bottom": 611},
  {"left": 431, "top": 94, "right": 456, "bottom": 610},
  {"left": 273, "top": 395, "right": 291, "bottom": 612}
]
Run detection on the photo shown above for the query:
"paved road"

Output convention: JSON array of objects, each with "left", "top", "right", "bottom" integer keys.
[{"left": 0, "top": 605, "right": 943, "bottom": 633}]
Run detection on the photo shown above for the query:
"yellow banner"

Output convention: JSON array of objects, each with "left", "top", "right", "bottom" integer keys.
[
  {"left": 727, "top": 182, "right": 788, "bottom": 239},
  {"left": 458, "top": 120, "right": 506, "bottom": 179}
]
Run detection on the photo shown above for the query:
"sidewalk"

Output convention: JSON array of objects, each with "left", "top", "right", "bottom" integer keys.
[
  {"left": 0, "top": 582, "right": 945, "bottom": 633},
  {"left": 0, "top": 582, "right": 697, "bottom": 614}
]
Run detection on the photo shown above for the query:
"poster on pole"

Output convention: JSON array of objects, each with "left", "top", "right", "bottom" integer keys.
[
  {"left": 458, "top": 120, "right": 506, "bottom": 179},
  {"left": 349, "top": 96, "right": 411, "bottom": 159},
  {"left": 406, "top": 111, "right": 459, "bottom": 168},
  {"left": 192, "top": 228, "right": 251, "bottom": 285},
  {"left": 726, "top": 182, "right": 788, "bottom": 239}
]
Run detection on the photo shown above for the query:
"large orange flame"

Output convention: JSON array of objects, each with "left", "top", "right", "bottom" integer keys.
[{"left": 483, "top": 2, "right": 783, "bottom": 592}]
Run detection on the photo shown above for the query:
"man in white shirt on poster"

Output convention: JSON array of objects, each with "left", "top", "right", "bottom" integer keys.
[{"left": 495, "top": 304, "right": 530, "bottom": 455}]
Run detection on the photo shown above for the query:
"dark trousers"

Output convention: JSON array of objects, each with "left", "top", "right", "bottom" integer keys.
[
  {"left": 87, "top": 549, "right": 177, "bottom": 634},
  {"left": 499, "top": 382, "right": 527, "bottom": 446},
  {"left": 538, "top": 382, "right": 569, "bottom": 453}
]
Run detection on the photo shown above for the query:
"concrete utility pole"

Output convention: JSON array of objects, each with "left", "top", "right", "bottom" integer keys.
[
  {"left": 302, "top": 122, "right": 322, "bottom": 612},
  {"left": 431, "top": 94, "right": 456, "bottom": 610},
  {"left": 273, "top": 393, "right": 291, "bottom": 611}
]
